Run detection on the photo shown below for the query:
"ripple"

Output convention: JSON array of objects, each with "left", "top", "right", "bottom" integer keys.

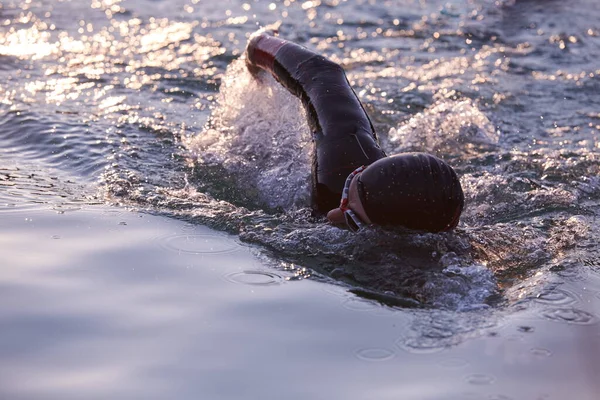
[
  {"left": 355, "top": 347, "right": 395, "bottom": 362},
  {"left": 0, "top": 201, "right": 41, "bottom": 213},
  {"left": 225, "top": 270, "right": 283, "bottom": 286},
  {"left": 158, "top": 233, "right": 239, "bottom": 255},
  {"left": 540, "top": 308, "right": 598, "bottom": 325},
  {"left": 534, "top": 287, "right": 578, "bottom": 306},
  {"left": 397, "top": 336, "right": 452, "bottom": 354},
  {"left": 181, "top": 223, "right": 197, "bottom": 231},
  {"left": 52, "top": 204, "right": 82, "bottom": 214},
  {"left": 465, "top": 373, "right": 496, "bottom": 385},
  {"left": 101, "top": 208, "right": 125, "bottom": 217},
  {"left": 423, "top": 326, "right": 455, "bottom": 339},
  {"left": 321, "top": 286, "right": 349, "bottom": 297},
  {"left": 530, "top": 347, "right": 552, "bottom": 358},
  {"left": 341, "top": 297, "right": 378, "bottom": 312}
]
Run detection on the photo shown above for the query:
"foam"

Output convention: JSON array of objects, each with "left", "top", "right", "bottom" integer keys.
[
  {"left": 184, "top": 58, "right": 312, "bottom": 210},
  {"left": 387, "top": 99, "right": 500, "bottom": 156}
]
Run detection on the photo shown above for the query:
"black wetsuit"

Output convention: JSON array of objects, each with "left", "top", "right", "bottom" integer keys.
[{"left": 247, "top": 35, "right": 387, "bottom": 213}]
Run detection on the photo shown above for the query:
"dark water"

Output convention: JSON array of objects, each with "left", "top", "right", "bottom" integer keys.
[{"left": 1, "top": 0, "right": 600, "bottom": 398}]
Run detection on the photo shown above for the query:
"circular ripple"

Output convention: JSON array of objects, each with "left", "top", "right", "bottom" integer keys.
[
  {"left": 355, "top": 347, "right": 395, "bottom": 362},
  {"left": 423, "top": 326, "right": 455, "bottom": 339},
  {"left": 541, "top": 308, "right": 598, "bottom": 325},
  {"left": 101, "top": 209, "right": 124, "bottom": 217},
  {"left": 534, "top": 288, "right": 578, "bottom": 306},
  {"left": 180, "top": 223, "right": 197, "bottom": 232},
  {"left": 158, "top": 233, "right": 239, "bottom": 255},
  {"left": 225, "top": 271, "right": 283, "bottom": 286},
  {"left": 397, "top": 337, "right": 452, "bottom": 354},
  {"left": 341, "top": 298, "right": 378, "bottom": 312},
  {"left": 530, "top": 347, "right": 552, "bottom": 358},
  {"left": 465, "top": 373, "right": 496, "bottom": 385}
]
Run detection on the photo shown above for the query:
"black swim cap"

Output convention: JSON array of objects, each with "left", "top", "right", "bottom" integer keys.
[{"left": 356, "top": 153, "right": 464, "bottom": 232}]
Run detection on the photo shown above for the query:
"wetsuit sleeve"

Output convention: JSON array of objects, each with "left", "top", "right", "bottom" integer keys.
[{"left": 245, "top": 33, "right": 387, "bottom": 213}]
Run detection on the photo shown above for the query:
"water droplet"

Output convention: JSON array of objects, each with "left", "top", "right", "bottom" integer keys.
[
  {"left": 465, "top": 373, "right": 496, "bottom": 385},
  {"left": 541, "top": 308, "right": 598, "bottom": 325},
  {"left": 355, "top": 347, "right": 395, "bottom": 362},
  {"left": 225, "top": 271, "right": 283, "bottom": 286},
  {"left": 158, "top": 233, "right": 239, "bottom": 254}
]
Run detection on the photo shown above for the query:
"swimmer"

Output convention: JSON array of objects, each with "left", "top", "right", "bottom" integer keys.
[{"left": 244, "top": 28, "right": 464, "bottom": 233}]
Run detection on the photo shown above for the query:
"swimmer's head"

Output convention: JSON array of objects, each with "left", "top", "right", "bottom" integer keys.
[{"left": 327, "top": 153, "right": 464, "bottom": 233}]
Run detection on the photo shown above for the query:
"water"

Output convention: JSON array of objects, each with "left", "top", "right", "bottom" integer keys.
[{"left": 1, "top": 0, "right": 600, "bottom": 398}]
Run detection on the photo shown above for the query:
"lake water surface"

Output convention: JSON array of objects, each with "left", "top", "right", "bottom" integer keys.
[{"left": 1, "top": 0, "right": 600, "bottom": 399}]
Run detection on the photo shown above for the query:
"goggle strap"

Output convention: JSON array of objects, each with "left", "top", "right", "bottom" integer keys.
[
  {"left": 340, "top": 165, "right": 365, "bottom": 211},
  {"left": 344, "top": 209, "right": 365, "bottom": 232}
]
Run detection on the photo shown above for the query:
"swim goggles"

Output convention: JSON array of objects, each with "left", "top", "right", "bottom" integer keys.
[{"left": 339, "top": 165, "right": 366, "bottom": 232}]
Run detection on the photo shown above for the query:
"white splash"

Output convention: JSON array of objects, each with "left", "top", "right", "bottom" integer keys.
[
  {"left": 386, "top": 99, "right": 500, "bottom": 156},
  {"left": 184, "top": 58, "right": 312, "bottom": 210}
]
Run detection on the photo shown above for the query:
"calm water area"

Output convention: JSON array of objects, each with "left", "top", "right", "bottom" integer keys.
[{"left": 1, "top": 0, "right": 600, "bottom": 399}]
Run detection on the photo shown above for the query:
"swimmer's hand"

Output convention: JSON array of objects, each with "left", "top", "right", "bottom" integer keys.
[{"left": 245, "top": 22, "right": 281, "bottom": 81}]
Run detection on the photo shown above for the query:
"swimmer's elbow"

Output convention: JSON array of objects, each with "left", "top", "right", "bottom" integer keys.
[{"left": 321, "top": 58, "right": 345, "bottom": 75}]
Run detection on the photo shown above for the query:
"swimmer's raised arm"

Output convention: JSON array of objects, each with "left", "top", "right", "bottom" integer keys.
[
  {"left": 245, "top": 30, "right": 379, "bottom": 142},
  {"left": 244, "top": 30, "right": 386, "bottom": 213}
]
